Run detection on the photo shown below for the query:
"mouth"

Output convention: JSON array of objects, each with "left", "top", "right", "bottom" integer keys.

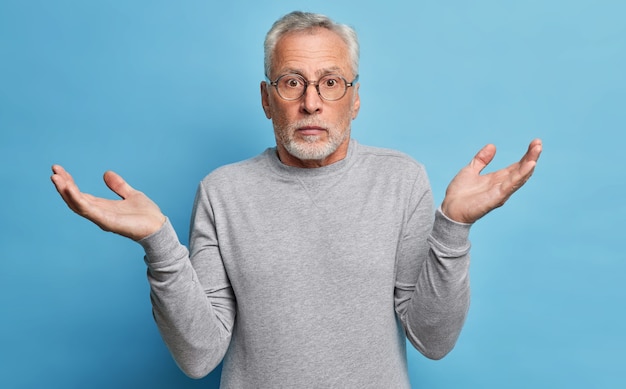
[{"left": 296, "top": 126, "right": 327, "bottom": 136}]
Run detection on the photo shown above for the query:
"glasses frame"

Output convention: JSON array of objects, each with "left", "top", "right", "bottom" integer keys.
[{"left": 266, "top": 73, "right": 359, "bottom": 101}]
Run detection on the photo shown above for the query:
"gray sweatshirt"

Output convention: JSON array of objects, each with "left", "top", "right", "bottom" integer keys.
[{"left": 139, "top": 140, "right": 471, "bottom": 388}]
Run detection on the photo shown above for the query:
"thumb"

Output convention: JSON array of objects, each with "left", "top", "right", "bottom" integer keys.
[
  {"left": 103, "top": 171, "right": 135, "bottom": 199},
  {"left": 470, "top": 144, "right": 496, "bottom": 173}
]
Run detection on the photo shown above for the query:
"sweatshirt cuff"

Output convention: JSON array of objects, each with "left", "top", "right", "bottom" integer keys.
[
  {"left": 137, "top": 218, "right": 187, "bottom": 266},
  {"left": 429, "top": 207, "right": 472, "bottom": 257}
]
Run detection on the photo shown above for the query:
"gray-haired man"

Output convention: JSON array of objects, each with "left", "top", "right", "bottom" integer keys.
[{"left": 52, "top": 11, "right": 542, "bottom": 388}]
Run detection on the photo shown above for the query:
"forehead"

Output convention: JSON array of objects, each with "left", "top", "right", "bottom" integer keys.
[{"left": 271, "top": 27, "right": 351, "bottom": 77}]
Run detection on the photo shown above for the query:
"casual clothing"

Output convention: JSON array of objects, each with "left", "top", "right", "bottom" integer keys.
[{"left": 139, "top": 140, "right": 471, "bottom": 388}]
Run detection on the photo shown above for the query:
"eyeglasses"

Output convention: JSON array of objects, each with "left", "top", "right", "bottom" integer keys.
[{"left": 267, "top": 73, "right": 359, "bottom": 101}]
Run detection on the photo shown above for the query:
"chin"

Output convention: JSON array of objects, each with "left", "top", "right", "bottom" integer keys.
[{"left": 284, "top": 140, "right": 337, "bottom": 161}]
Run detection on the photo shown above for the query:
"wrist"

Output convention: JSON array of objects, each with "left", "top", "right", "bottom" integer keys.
[{"left": 440, "top": 200, "right": 474, "bottom": 224}]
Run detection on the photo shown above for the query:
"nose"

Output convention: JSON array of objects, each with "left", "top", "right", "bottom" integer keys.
[{"left": 300, "top": 83, "right": 323, "bottom": 114}]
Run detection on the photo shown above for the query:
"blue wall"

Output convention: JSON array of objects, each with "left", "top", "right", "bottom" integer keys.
[{"left": 1, "top": 1, "right": 624, "bottom": 388}]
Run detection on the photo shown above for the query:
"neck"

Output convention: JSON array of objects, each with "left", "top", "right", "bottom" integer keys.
[{"left": 276, "top": 138, "right": 350, "bottom": 168}]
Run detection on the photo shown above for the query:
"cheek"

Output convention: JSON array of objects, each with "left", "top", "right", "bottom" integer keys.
[
  {"left": 270, "top": 103, "right": 296, "bottom": 125},
  {"left": 336, "top": 103, "right": 356, "bottom": 124}
]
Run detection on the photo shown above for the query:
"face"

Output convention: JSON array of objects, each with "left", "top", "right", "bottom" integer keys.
[{"left": 261, "top": 28, "right": 360, "bottom": 168}]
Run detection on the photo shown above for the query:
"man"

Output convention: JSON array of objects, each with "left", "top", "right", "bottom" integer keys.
[{"left": 51, "top": 11, "right": 542, "bottom": 388}]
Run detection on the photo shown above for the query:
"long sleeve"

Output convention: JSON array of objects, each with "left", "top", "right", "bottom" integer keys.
[
  {"left": 136, "top": 141, "right": 473, "bottom": 386},
  {"left": 394, "top": 172, "right": 471, "bottom": 360},
  {"left": 138, "top": 183, "right": 236, "bottom": 379}
]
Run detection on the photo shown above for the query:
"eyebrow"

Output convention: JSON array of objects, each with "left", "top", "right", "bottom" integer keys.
[{"left": 279, "top": 66, "right": 344, "bottom": 78}]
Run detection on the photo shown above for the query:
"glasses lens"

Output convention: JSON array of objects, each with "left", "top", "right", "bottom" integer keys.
[
  {"left": 277, "top": 75, "right": 306, "bottom": 100},
  {"left": 318, "top": 75, "right": 347, "bottom": 101},
  {"left": 274, "top": 74, "right": 350, "bottom": 101}
]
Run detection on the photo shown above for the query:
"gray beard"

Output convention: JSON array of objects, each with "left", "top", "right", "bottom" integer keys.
[
  {"left": 283, "top": 134, "right": 343, "bottom": 161},
  {"left": 277, "top": 119, "right": 350, "bottom": 161}
]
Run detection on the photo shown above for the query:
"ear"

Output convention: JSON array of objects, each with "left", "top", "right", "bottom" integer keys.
[
  {"left": 260, "top": 81, "right": 272, "bottom": 119},
  {"left": 351, "top": 83, "right": 361, "bottom": 120}
]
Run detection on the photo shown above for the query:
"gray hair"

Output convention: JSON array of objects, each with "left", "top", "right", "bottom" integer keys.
[{"left": 264, "top": 11, "right": 360, "bottom": 79}]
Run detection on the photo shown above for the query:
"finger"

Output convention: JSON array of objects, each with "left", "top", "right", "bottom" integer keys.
[
  {"left": 51, "top": 164, "right": 75, "bottom": 188},
  {"left": 469, "top": 144, "right": 496, "bottom": 173},
  {"left": 51, "top": 164, "right": 66, "bottom": 177},
  {"left": 51, "top": 171, "right": 92, "bottom": 215},
  {"left": 51, "top": 165, "right": 82, "bottom": 207},
  {"left": 515, "top": 139, "right": 543, "bottom": 178},
  {"left": 501, "top": 141, "right": 543, "bottom": 194},
  {"left": 520, "top": 138, "right": 543, "bottom": 165},
  {"left": 529, "top": 138, "right": 543, "bottom": 162},
  {"left": 103, "top": 171, "right": 135, "bottom": 200}
]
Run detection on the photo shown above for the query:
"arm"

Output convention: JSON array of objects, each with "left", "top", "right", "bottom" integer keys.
[
  {"left": 50, "top": 165, "right": 234, "bottom": 378},
  {"left": 395, "top": 178, "right": 471, "bottom": 360},
  {"left": 139, "top": 215, "right": 234, "bottom": 379},
  {"left": 396, "top": 139, "right": 542, "bottom": 359}
]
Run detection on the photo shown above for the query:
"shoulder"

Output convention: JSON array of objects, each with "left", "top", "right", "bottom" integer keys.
[
  {"left": 200, "top": 149, "right": 272, "bottom": 189},
  {"left": 353, "top": 142, "right": 426, "bottom": 177},
  {"left": 350, "top": 142, "right": 433, "bottom": 207}
]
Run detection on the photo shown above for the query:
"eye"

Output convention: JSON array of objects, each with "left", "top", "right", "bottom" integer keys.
[
  {"left": 282, "top": 76, "right": 304, "bottom": 89},
  {"left": 322, "top": 76, "right": 340, "bottom": 88}
]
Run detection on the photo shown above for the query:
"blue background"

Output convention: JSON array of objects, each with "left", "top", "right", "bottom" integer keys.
[{"left": 1, "top": 1, "right": 624, "bottom": 388}]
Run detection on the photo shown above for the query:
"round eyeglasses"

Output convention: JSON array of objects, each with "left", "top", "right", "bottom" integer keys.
[{"left": 267, "top": 73, "right": 359, "bottom": 101}]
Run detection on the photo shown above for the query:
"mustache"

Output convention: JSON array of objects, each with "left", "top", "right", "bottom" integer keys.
[{"left": 286, "top": 118, "right": 331, "bottom": 131}]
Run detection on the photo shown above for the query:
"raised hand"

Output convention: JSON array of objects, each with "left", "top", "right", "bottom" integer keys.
[
  {"left": 50, "top": 165, "right": 166, "bottom": 241},
  {"left": 441, "top": 139, "right": 542, "bottom": 224}
]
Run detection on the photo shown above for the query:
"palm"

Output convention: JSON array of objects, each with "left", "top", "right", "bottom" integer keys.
[
  {"left": 441, "top": 139, "right": 542, "bottom": 224},
  {"left": 51, "top": 165, "right": 165, "bottom": 241}
]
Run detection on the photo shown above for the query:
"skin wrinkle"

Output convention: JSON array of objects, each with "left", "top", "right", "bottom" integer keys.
[{"left": 275, "top": 66, "right": 345, "bottom": 80}]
